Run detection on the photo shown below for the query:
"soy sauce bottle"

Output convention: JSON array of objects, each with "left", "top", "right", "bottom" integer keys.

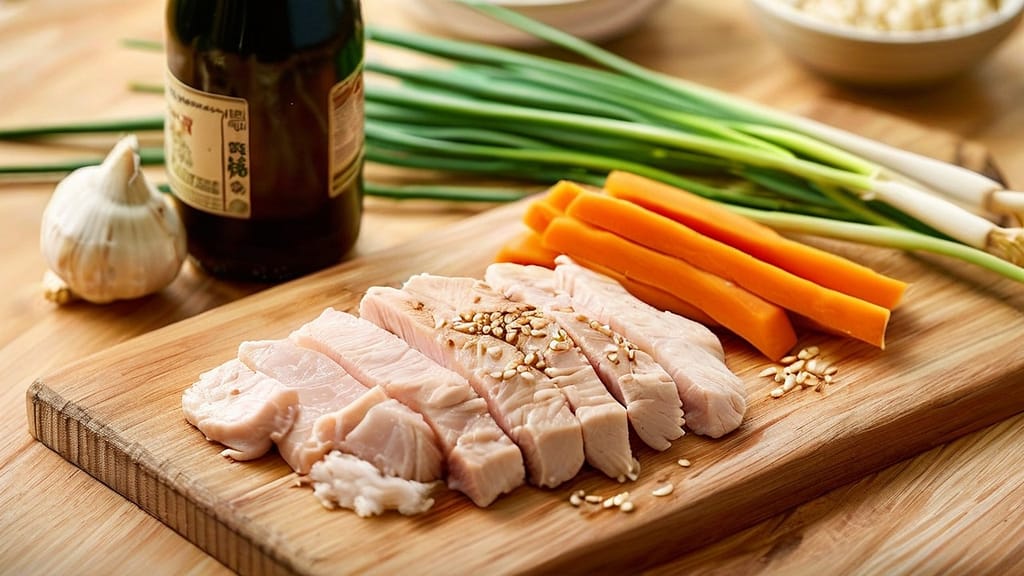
[{"left": 164, "top": 0, "right": 364, "bottom": 281}]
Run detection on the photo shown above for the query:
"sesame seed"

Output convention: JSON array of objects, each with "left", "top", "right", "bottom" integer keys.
[
  {"left": 758, "top": 366, "right": 778, "bottom": 378},
  {"left": 780, "top": 355, "right": 797, "bottom": 364},
  {"left": 489, "top": 371, "right": 502, "bottom": 380},
  {"left": 782, "top": 374, "right": 797, "bottom": 392},
  {"left": 824, "top": 366, "right": 838, "bottom": 376},
  {"left": 584, "top": 495, "right": 602, "bottom": 504},
  {"left": 788, "top": 359, "right": 806, "bottom": 372},
  {"left": 502, "top": 369, "right": 517, "bottom": 380},
  {"left": 602, "top": 497, "right": 616, "bottom": 509},
  {"left": 569, "top": 493, "right": 582, "bottom": 507},
  {"left": 549, "top": 339, "right": 570, "bottom": 351},
  {"left": 520, "top": 371, "right": 535, "bottom": 382},
  {"left": 619, "top": 501, "right": 635, "bottom": 513},
  {"left": 524, "top": 352, "right": 537, "bottom": 365},
  {"left": 677, "top": 459, "right": 691, "bottom": 467},
  {"left": 824, "top": 374, "right": 834, "bottom": 385},
  {"left": 652, "top": 484, "right": 674, "bottom": 497},
  {"left": 795, "top": 371, "right": 809, "bottom": 385},
  {"left": 612, "top": 491, "right": 630, "bottom": 506},
  {"left": 770, "top": 387, "right": 784, "bottom": 398}
]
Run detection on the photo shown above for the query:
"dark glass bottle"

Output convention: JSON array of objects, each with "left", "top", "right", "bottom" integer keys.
[{"left": 164, "top": 0, "right": 364, "bottom": 282}]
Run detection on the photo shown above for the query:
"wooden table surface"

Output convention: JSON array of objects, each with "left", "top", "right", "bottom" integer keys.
[{"left": 1, "top": 1, "right": 1022, "bottom": 574}]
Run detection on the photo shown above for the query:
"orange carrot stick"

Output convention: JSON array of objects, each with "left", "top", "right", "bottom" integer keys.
[
  {"left": 523, "top": 200, "right": 561, "bottom": 234},
  {"left": 543, "top": 216, "right": 797, "bottom": 360},
  {"left": 544, "top": 179, "right": 588, "bottom": 211},
  {"left": 495, "top": 230, "right": 559, "bottom": 268},
  {"left": 605, "top": 170, "right": 907, "bottom": 310},
  {"left": 567, "top": 192, "right": 891, "bottom": 349}
]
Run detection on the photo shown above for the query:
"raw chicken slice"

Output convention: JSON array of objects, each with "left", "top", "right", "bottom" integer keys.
[
  {"left": 485, "top": 263, "right": 685, "bottom": 451},
  {"left": 182, "top": 359, "right": 299, "bottom": 461},
  {"left": 553, "top": 257, "right": 747, "bottom": 438},
  {"left": 291, "top": 308, "right": 525, "bottom": 507},
  {"left": 306, "top": 451, "right": 437, "bottom": 517},
  {"left": 360, "top": 285, "right": 584, "bottom": 488},
  {"left": 402, "top": 274, "right": 636, "bottom": 480},
  {"left": 238, "top": 339, "right": 443, "bottom": 480}
]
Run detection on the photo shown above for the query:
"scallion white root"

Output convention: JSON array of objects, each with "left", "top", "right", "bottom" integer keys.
[
  {"left": 866, "top": 180, "right": 1024, "bottom": 265},
  {"left": 781, "top": 116, "right": 1024, "bottom": 224}
]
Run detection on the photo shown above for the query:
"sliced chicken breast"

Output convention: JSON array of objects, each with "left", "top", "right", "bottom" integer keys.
[
  {"left": 401, "top": 273, "right": 635, "bottom": 480},
  {"left": 182, "top": 359, "right": 299, "bottom": 461},
  {"left": 290, "top": 307, "right": 525, "bottom": 507},
  {"left": 238, "top": 339, "right": 442, "bottom": 480},
  {"left": 360, "top": 285, "right": 584, "bottom": 488},
  {"left": 553, "top": 257, "right": 747, "bottom": 438},
  {"left": 486, "top": 262, "right": 685, "bottom": 451}
]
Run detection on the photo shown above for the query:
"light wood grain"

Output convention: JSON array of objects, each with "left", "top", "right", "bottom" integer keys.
[
  {"left": 26, "top": 106, "right": 1024, "bottom": 573},
  {"left": 2, "top": 0, "right": 1024, "bottom": 575}
]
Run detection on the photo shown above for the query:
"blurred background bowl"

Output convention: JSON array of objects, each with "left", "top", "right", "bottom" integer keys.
[
  {"left": 745, "top": 0, "right": 1024, "bottom": 88},
  {"left": 403, "top": 0, "right": 668, "bottom": 46}
]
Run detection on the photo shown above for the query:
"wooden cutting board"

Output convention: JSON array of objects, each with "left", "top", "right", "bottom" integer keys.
[{"left": 27, "top": 102, "right": 1024, "bottom": 575}]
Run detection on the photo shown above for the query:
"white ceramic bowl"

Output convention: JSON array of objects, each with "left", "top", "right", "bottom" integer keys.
[
  {"left": 403, "top": 0, "right": 668, "bottom": 47},
  {"left": 746, "top": 0, "right": 1024, "bottom": 88}
]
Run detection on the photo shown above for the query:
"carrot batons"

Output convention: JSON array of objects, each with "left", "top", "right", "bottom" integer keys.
[
  {"left": 604, "top": 170, "right": 907, "bottom": 310},
  {"left": 565, "top": 192, "right": 891, "bottom": 349},
  {"left": 494, "top": 230, "right": 559, "bottom": 268},
  {"left": 523, "top": 201, "right": 561, "bottom": 235},
  {"left": 542, "top": 216, "right": 798, "bottom": 361}
]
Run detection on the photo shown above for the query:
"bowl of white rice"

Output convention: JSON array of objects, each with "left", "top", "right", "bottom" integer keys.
[{"left": 746, "top": 0, "right": 1024, "bottom": 87}]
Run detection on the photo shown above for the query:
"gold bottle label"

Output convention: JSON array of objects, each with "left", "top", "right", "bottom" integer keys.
[
  {"left": 164, "top": 70, "right": 253, "bottom": 219},
  {"left": 328, "top": 65, "right": 365, "bottom": 199}
]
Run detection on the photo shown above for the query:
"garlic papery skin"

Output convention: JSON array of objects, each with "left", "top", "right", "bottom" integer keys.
[{"left": 40, "top": 135, "right": 187, "bottom": 304}]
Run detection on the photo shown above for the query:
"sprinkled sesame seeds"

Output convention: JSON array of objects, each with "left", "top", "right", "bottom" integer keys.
[
  {"left": 570, "top": 489, "right": 635, "bottom": 513},
  {"left": 761, "top": 346, "right": 840, "bottom": 398},
  {"left": 677, "top": 459, "right": 691, "bottom": 468},
  {"left": 652, "top": 484, "right": 674, "bottom": 497}
]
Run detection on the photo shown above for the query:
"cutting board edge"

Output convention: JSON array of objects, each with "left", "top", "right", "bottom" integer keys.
[{"left": 25, "top": 378, "right": 303, "bottom": 576}]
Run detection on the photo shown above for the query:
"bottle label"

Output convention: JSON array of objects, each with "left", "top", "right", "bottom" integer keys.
[
  {"left": 164, "top": 70, "right": 253, "bottom": 219},
  {"left": 328, "top": 65, "right": 365, "bottom": 199}
]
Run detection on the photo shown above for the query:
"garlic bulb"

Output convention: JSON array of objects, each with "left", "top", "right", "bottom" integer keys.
[{"left": 40, "top": 135, "right": 187, "bottom": 304}]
